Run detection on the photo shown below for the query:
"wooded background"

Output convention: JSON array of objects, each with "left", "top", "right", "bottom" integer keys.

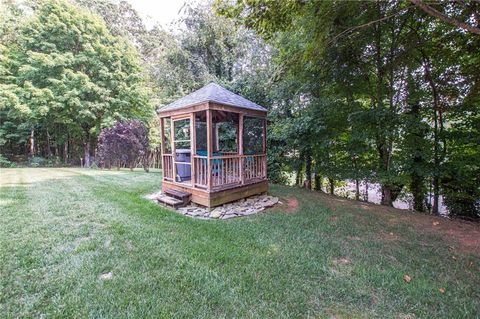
[{"left": 1, "top": 0, "right": 479, "bottom": 219}]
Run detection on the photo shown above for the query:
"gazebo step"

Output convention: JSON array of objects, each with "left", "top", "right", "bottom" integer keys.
[
  {"left": 164, "top": 189, "right": 191, "bottom": 205},
  {"left": 157, "top": 195, "right": 184, "bottom": 208}
]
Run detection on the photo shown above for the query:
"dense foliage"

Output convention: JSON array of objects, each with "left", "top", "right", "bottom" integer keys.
[
  {"left": 216, "top": 0, "right": 480, "bottom": 219},
  {"left": 97, "top": 120, "right": 149, "bottom": 171},
  {"left": 1, "top": 0, "right": 478, "bottom": 219},
  {"left": 0, "top": 0, "right": 152, "bottom": 167}
]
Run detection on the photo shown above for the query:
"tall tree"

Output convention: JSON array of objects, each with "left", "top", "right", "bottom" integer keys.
[
  {"left": 1, "top": 0, "right": 152, "bottom": 166},
  {"left": 217, "top": 0, "right": 479, "bottom": 219}
]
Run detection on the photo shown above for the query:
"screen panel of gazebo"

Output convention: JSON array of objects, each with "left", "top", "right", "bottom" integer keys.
[
  {"left": 192, "top": 110, "right": 266, "bottom": 190},
  {"left": 162, "top": 109, "right": 266, "bottom": 191},
  {"left": 193, "top": 111, "right": 239, "bottom": 189}
]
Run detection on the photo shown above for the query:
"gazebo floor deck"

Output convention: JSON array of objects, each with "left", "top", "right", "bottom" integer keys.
[{"left": 162, "top": 179, "right": 268, "bottom": 208}]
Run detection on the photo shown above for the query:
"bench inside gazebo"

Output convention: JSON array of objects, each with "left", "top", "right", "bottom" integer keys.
[{"left": 157, "top": 83, "right": 268, "bottom": 208}]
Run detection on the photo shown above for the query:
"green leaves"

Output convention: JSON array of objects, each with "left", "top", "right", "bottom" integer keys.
[
  {"left": 1, "top": 0, "right": 152, "bottom": 155},
  {"left": 218, "top": 0, "right": 479, "bottom": 215}
]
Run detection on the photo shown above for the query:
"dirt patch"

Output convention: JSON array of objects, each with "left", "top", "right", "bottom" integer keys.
[
  {"left": 331, "top": 258, "right": 350, "bottom": 266},
  {"left": 315, "top": 192, "right": 480, "bottom": 256},
  {"left": 330, "top": 258, "right": 352, "bottom": 276},
  {"left": 444, "top": 226, "right": 480, "bottom": 254},
  {"left": 284, "top": 197, "right": 299, "bottom": 213},
  {"left": 275, "top": 197, "right": 299, "bottom": 213},
  {"left": 384, "top": 215, "right": 480, "bottom": 255}
]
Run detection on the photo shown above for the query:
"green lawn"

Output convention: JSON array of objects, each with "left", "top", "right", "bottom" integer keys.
[{"left": 0, "top": 168, "right": 478, "bottom": 318}]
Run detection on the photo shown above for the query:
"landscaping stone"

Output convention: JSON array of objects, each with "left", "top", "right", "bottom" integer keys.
[
  {"left": 209, "top": 208, "right": 224, "bottom": 218},
  {"left": 145, "top": 191, "right": 280, "bottom": 220},
  {"left": 99, "top": 272, "right": 113, "bottom": 280},
  {"left": 144, "top": 191, "right": 162, "bottom": 201}
]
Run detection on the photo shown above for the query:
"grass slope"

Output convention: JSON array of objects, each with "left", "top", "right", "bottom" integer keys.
[{"left": 0, "top": 168, "right": 478, "bottom": 318}]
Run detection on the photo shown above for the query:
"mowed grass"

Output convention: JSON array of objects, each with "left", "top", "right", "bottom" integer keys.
[{"left": 0, "top": 168, "right": 479, "bottom": 318}]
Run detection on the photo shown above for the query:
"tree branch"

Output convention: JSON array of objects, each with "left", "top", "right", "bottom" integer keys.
[
  {"left": 410, "top": 0, "right": 480, "bottom": 35},
  {"left": 327, "top": 5, "right": 414, "bottom": 46}
]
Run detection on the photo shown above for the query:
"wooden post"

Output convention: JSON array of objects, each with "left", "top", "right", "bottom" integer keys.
[
  {"left": 263, "top": 118, "right": 267, "bottom": 178},
  {"left": 190, "top": 113, "right": 196, "bottom": 187},
  {"left": 160, "top": 118, "right": 165, "bottom": 154},
  {"left": 160, "top": 117, "right": 165, "bottom": 179},
  {"left": 236, "top": 118, "right": 240, "bottom": 154},
  {"left": 214, "top": 123, "right": 219, "bottom": 152},
  {"left": 171, "top": 118, "right": 176, "bottom": 183},
  {"left": 239, "top": 113, "right": 244, "bottom": 185},
  {"left": 206, "top": 108, "right": 212, "bottom": 190},
  {"left": 262, "top": 118, "right": 266, "bottom": 154}
]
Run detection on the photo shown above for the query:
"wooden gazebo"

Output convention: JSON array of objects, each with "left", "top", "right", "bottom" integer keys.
[{"left": 157, "top": 83, "right": 268, "bottom": 208}]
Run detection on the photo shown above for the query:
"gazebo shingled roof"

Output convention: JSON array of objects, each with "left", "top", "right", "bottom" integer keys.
[{"left": 157, "top": 82, "right": 267, "bottom": 113}]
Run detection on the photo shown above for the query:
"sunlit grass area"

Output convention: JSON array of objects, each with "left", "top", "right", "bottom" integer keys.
[{"left": 0, "top": 168, "right": 478, "bottom": 318}]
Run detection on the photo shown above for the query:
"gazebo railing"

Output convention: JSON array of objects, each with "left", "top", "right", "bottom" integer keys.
[
  {"left": 244, "top": 154, "right": 267, "bottom": 182},
  {"left": 163, "top": 154, "right": 174, "bottom": 181},
  {"left": 211, "top": 155, "right": 242, "bottom": 187},
  {"left": 190, "top": 154, "right": 266, "bottom": 190},
  {"left": 193, "top": 155, "right": 208, "bottom": 188}
]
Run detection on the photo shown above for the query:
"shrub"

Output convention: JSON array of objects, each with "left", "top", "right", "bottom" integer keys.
[
  {"left": 442, "top": 164, "right": 480, "bottom": 220},
  {"left": 0, "top": 154, "right": 16, "bottom": 168},
  {"left": 29, "top": 156, "right": 46, "bottom": 167},
  {"left": 97, "top": 120, "right": 149, "bottom": 171}
]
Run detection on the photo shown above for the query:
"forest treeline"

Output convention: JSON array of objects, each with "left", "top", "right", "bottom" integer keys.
[{"left": 0, "top": 0, "right": 479, "bottom": 219}]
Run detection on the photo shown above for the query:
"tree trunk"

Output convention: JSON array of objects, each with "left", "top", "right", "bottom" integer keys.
[
  {"left": 328, "top": 178, "right": 334, "bottom": 195},
  {"left": 295, "top": 164, "right": 302, "bottom": 186},
  {"left": 304, "top": 152, "right": 312, "bottom": 190},
  {"left": 28, "top": 128, "right": 35, "bottom": 157},
  {"left": 422, "top": 52, "right": 442, "bottom": 216},
  {"left": 83, "top": 140, "right": 91, "bottom": 168},
  {"left": 432, "top": 176, "right": 440, "bottom": 215},
  {"left": 355, "top": 179, "right": 360, "bottom": 201},
  {"left": 408, "top": 102, "right": 426, "bottom": 213},
  {"left": 63, "top": 141, "right": 68, "bottom": 164},
  {"left": 381, "top": 186, "right": 393, "bottom": 206},
  {"left": 314, "top": 173, "right": 322, "bottom": 191},
  {"left": 374, "top": 11, "right": 393, "bottom": 208},
  {"left": 143, "top": 150, "right": 150, "bottom": 173},
  {"left": 365, "top": 181, "right": 369, "bottom": 202},
  {"left": 411, "top": 173, "right": 424, "bottom": 212},
  {"left": 46, "top": 129, "right": 53, "bottom": 157}
]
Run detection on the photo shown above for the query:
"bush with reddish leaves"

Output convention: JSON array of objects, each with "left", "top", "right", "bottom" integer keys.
[{"left": 97, "top": 121, "right": 150, "bottom": 172}]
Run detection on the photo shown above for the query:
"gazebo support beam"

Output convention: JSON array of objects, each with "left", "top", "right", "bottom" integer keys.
[
  {"left": 170, "top": 118, "right": 176, "bottom": 183},
  {"left": 190, "top": 112, "right": 196, "bottom": 188},
  {"left": 239, "top": 113, "right": 244, "bottom": 185},
  {"left": 206, "top": 109, "right": 212, "bottom": 190}
]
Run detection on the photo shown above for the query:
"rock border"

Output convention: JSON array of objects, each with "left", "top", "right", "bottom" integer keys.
[{"left": 145, "top": 192, "right": 279, "bottom": 219}]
